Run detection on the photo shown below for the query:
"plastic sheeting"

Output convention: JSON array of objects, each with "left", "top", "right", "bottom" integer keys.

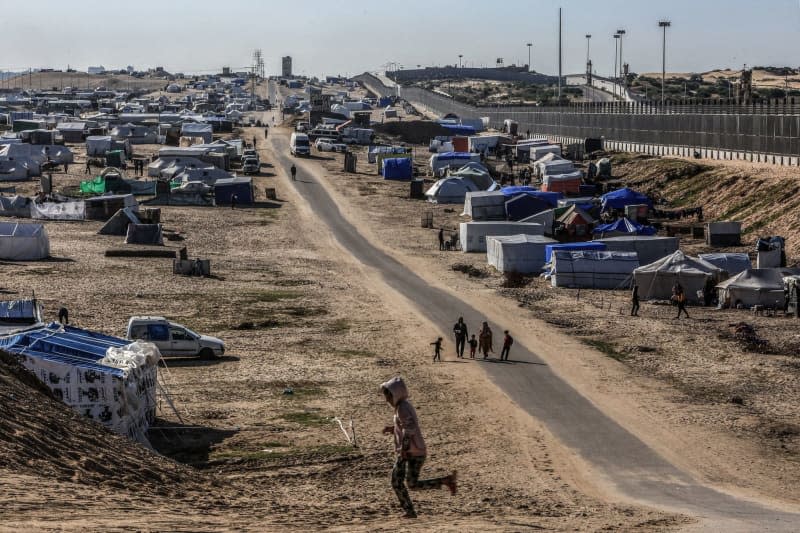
[
  {"left": 381, "top": 157, "right": 413, "bottom": 180},
  {"left": 593, "top": 217, "right": 657, "bottom": 237},
  {"left": 594, "top": 235, "right": 679, "bottom": 266},
  {"left": 716, "top": 269, "right": 785, "bottom": 309},
  {"left": 698, "top": 253, "right": 751, "bottom": 276},
  {"left": 545, "top": 242, "right": 608, "bottom": 264},
  {"left": 31, "top": 200, "right": 85, "bottom": 220},
  {"left": 634, "top": 251, "right": 722, "bottom": 303},
  {"left": 429, "top": 152, "right": 481, "bottom": 173},
  {"left": 486, "top": 234, "right": 557, "bottom": 274},
  {"left": 0, "top": 195, "right": 32, "bottom": 217},
  {"left": 425, "top": 177, "right": 480, "bottom": 204},
  {"left": 551, "top": 251, "right": 639, "bottom": 289},
  {"left": 0, "top": 221, "right": 49, "bottom": 260},
  {"left": 460, "top": 221, "right": 544, "bottom": 253},
  {"left": 601, "top": 187, "right": 653, "bottom": 211},
  {"left": 462, "top": 190, "right": 507, "bottom": 221},
  {"left": 125, "top": 223, "right": 163, "bottom": 245}
]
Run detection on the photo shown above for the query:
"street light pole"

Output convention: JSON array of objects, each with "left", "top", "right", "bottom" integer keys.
[
  {"left": 527, "top": 43, "right": 532, "bottom": 72},
  {"left": 458, "top": 54, "right": 463, "bottom": 69},
  {"left": 613, "top": 34, "right": 620, "bottom": 98},
  {"left": 659, "top": 20, "right": 671, "bottom": 107},
  {"left": 616, "top": 29, "right": 626, "bottom": 95}
]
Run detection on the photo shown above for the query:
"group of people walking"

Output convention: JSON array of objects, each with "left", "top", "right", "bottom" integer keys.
[{"left": 431, "top": 317, "right": 513, "bottom": 362}]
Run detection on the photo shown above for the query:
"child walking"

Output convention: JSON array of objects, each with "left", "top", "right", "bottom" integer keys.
[
  {"left": 468, "top": 334, "right": 478, "bottom": 359},
  {"left": 431, "top": 337, "right": 442, "bottom": 362},
  {"left": 381, "top": 377, "right": 457, "bottom": 518}
]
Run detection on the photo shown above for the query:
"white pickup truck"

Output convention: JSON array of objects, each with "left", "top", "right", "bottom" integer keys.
[{"left": 126, "top": 316, "right": 225, "bottom": 359}]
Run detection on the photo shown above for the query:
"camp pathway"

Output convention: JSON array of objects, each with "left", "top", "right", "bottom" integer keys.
[{"left": 266, "top": 132, "right": 799, "bottom": 532}]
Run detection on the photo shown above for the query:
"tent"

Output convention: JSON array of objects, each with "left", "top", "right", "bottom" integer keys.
[
  {"left": 31, "top": 200, "right": 85, "bottom": 221},
  {"left": 425, "top": 177, "right": 479, "bottom": 204},
  {"left": 500, "top": 187, "right": 562, "bottom": 207},
  {"left": 601, "top": 188, "right": 652, "bottom": 211},
  {"left": 215, "top": 177, "right": 254, "bottom": 205},
  {"left": 551, "top": 251, "right": 639, "bottom": 289},
  {"left": 545, "top": 241, "right": 607, "bottom": 264},
  {"left": 521, "top": 209, "right": 556, "bottom": 236},
  {"left": 541, "top": 171, "right": 582, "bottom": 194},
  {"left": 699, "top": 253, "right": 751, "bottom": 276},
  {"left": 85, "top": 194, "right": 138, "bottom": 220},
  {"left": 555, "top": 205, "right": 597, "bottom": 241},
  {"left": 716, "top": 269, "right": 786, "bottom": 309},
  {"left": 462, "top": 191, "right": 507, "bottom": 221},
  {"left": 486, "top": 234, "right": 557, "bottom": 274},
  {"left": 450, "top": 165, "right": 495, "bottom": 190},
  {"left": 505, "top": 194, "right": 552, "bottom": 221},
  {"left": 125, "top": 223, "right": 163, "bottom": 245},
  {"left": 0, "top": 222, "right": 49, "bottom": 260},
  {"left": 98, "top": 208, "right": 141, "bottom": 236},
  {"left": 381, "top": 157, "right": 413, "bottom": 180},
  {"left": 593, "top": 217, "right": 656, "bottom": 238},
  {"left": 594, "top": 235, "right": 679, "bottom": 266},
  {"left": 180, "top": 122, "right": 213, "bottom": 144},
  {"left": 535, "top": 158, "right": 575, "bottom": 178},
  {"left": 429, "top": 152, "right": 481, "bottom": 174},
  {"left": 0, "top": 323, "right": 159, "bottom": 444},
  {"left": 634, "top": 251, "right": 722, "bottom": 303},
  {"left": 460, "top": 221, "right": 544, "bottom": 252},
  {"left": 368, "top": 145, "right": 406, "bottom": 164},
  {"left": 0, "top": 195, "right": 32, "bottom": 217}
]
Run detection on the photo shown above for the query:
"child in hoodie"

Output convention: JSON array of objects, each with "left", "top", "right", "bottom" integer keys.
[{"left": 381, "top": 377, "right": 457, "bottom": 518}]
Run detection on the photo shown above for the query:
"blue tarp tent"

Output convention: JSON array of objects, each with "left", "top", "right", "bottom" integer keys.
[
  {"left": 545, "top": 242, "right": 607, "bottom": 264},
  {"left": 381, "top": 157, "right": 413, "bottom": 180},
  {"left": 500, "top": 187, "right": 562, "bottom": 207},
  {"left": 506, "top": 194, "right": 552, "bottom": 221},
  {"left": 440, "top": 124, "right": 476, "bottom": 136},
  {"left": 601, "top": 187, "right": 652, "bottom": 211},
  {"left": 593, "top": 217, "right": 657, "bottom": 236},
  {"left": 214, "top": 177, "right": 254, "bottom": 205}
]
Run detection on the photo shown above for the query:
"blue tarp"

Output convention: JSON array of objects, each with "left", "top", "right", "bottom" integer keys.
[
  {"left": 378, "top": 97, "right": 393, "bottom": 107},
  {"left": 601, "top": 187, "right": 652, "bottom": 211},
  {"left": 439, "top": 124, "right": 476, "bottom": 136},
  {"left": 0, "top": 300, "right": 37, "bottom": 322},
  {"left": 593, "top": 217, "right": 657, "bottom": 236},
  {"left": 545, "top": 242, "right": 607, "bottom": 264},
  {"left": 500, "top": 187, "right": 563, "bottom": 207},
  {"left": 381, "top": 157, "right": 413, "bottom": 180},
  {"left": 505, "top": 194, "right": 551, "bottom": 221},
  {"left": 438, "top": 151, "right": 476, "bottom": 160}
]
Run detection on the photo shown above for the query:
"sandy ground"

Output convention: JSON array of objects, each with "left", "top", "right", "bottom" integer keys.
[
  {"left": 0, "top": 112, "right": 684, "bottom": 530},
  {"left": 293, "top": 129, "right": 800, "bottom": 515}
]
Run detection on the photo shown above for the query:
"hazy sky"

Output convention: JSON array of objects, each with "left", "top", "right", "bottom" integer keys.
[{"left": 1, "top": 0, "right": 798, "bottom": 78}]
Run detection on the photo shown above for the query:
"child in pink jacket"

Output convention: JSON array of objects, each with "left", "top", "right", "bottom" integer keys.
[{"left": 381, "top": 376, "right": 457, "bottom": 518}]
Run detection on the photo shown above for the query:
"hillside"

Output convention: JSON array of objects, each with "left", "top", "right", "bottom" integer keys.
[{"left": 610, "top": 153, "right": 800, "bottom": 256}]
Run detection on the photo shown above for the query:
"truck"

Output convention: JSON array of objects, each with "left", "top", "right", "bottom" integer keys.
[
  {"left": 290, "top": 132, "right": 310, "bottom": 156},
  {"left": 126, "top": 316, "right": 225, "bottom": 359}
]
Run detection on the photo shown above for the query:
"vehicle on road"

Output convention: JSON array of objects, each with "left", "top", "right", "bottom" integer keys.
[
  {"left": 315, "top": 138, "right": 347, "bottom": 152},
  {"left": 295, "top": 121, "right": 310, "bottom": 132},
  {"left": 290, "top": 132, "right": 310, "bottom": 156},
  {"left": 242, "top": 157, "right": 260, "bottom": 174},
  {"left": 126, "top": 316, "right": 225, "bottom": 359}
]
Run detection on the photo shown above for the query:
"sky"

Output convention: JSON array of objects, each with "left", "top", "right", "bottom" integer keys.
[{"left": 1, "top": 0, "right": 799, "bottom": 78}]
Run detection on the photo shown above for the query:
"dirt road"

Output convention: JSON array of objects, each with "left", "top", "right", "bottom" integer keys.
[{"left": 269, "top": 128, "right": 800, "bottom": 531}]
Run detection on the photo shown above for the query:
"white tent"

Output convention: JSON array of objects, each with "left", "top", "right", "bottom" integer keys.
[
  {"left": 487, "top": 234, "right": 557, "bottom": 274},
  {"left": 460, "top": 221, "right": 544, "bottom": 253},
  {"left": 551, "top": 251, "right": 639, "bottom": 289},
  {"left": 180, "top": 122, "right": 213, "bottom": 144},
  {"left": 634, "top": 251, "right": 722, "bottom": 303},
  {"left": 699, "top": 253, "right": 751, "bottom": 276},
  {"left": 0, "top": 222, "right": 50, "bottom": 260},
  {"left": 462, "top": 190, "right": 507, "bottom": 220},
  {"left": 595, "top": 235, "right": 680, "bottom": 266},
  {"left": 86, "top": 135, "right": 113, "bottom": 156},
  {"left": 425, "top": 177, "right": 479, "bottom": 204},
  {"left": 716, "top": 269, "right": 786, "bottom": 309}
]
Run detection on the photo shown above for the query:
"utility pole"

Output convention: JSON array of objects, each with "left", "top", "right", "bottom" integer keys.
[
  {"left": 659, "top": 20, "right": 671, "bottom": 107},
  {"left": 585, "top": 34, "right": 592, "bottom": 86},
  {"left": 458, "top": 54, "right": 463, "bottom": 69},
  {"left": 616, "top": 29, "right": 626, "bottom": 94},
  {"left": 558, "top": 7, "right": 562, "bottom": 102},
  {"left": 613, "top": 34, "right": 620, "bottom": 98},
  {"left": 527, "top": 42, "right": 532, "bottom": 72}
]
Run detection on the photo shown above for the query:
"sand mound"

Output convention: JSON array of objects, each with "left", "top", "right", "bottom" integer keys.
[
  {"left": 0, "top": 350, "right": 200, "bottom": 492},
  {"left": 373, "top": 120, "right": 451, "bottom": 144}
]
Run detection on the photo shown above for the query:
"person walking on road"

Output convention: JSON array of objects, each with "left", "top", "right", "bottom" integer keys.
[
  {"left": 468, "top": 334, "right": 477, "bottom": 359},
  {"left": 631, "top": 284, "right": 640, "bottom": 317},
  {"left": 674, "top": 287, "right": 690, "bottom": 319},
  {"left": 438, "top": 227, "right": 445, "bottom": 251},
  {"left": 381, "top": 377, "right": 457, "bottom": 518},
  {"left": 84, "top": 159, "right": 92, "bottom": 174},
  {"left": 230, "top": 193, "right": 238, "bottom": 210},
  {"left": 453, "top": 317, "right": 468, "bottom": 358},
  {"left": 290, "top": 164, "right": 297, "bottom": 181},
  {"left": 478, "top": 321, "right": 493, "bottom": 359},
  {"left": 500, "top": 330, "right": 513, "bottom": 361},
  {"left": 430, "top": 337, "right": 443, "bottom": 362}
]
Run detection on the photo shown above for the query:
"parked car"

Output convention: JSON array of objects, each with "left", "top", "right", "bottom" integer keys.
[
  {"left": 243, "top": 148, "right": 259, "bottom": 162},
  {"left": 295, "top": 121, "right": 310, "bottom": 132},
  {"left": 242, "top": 157, "right": 260, "bottom": 174},
  {"left": 126, "top": 316, "right": 225, "bottom": 359}
]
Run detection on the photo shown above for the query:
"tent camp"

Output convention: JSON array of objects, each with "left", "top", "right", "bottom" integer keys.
[
  {"left": 634, "top": 251, "right": 722, "bottom": 303},
  {"left": 716, "top": 269, "right": 786, "bottom": 309},
  {"left": 460, "top": 221, "right": 544, "bottom": 252},
  {"left": 593, "top": 217, "right": 656, "bottom": 238},
  {"left": 594, "top": 235, "right": 679, "bottom": 266},
  {"left": 699, "top": 253, "right": 751, "bottom": 276},
  {"left": 601, "top": 188, "right": 652, "bottom": 212},
  {"left": 551, "top": 250, "right": 639, "bottom": 289},
  {"left": 486, "top": 234, "right": 557, "bottom": 274},
  {"left": 0, "top": 222, "right": 49, "bottom": 260}
]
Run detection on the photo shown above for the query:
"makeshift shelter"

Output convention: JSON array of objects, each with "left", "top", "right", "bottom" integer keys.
[
  {"left": 594, "top": 235, "right": 679, "bottom": 266},
  {"left": 530, "top": 144, "right": 562, "bottom": 161},
  {"left": 180, "top": 122, "right": 213, "bottom": 144},
  {"left": 486, "top": 234, "right": 557, "bottom": 274},
  {"left": 0, "top": 222, "right": 49, "bottom": 260},
  {"left": 381, "top": 157, "right": 413, "bottom": 180},
  {"left": 534, "top": 157, "right": 574, "bottom": 178},
  {"left": 0, "top": 323, "right": 159, "bottom": 444},
  {"left": 716, "top": 269, "right": 786, "bottom": 309},
  {"left": 706, "top": 221, "right": 742, "bottom": 247},
  {"left": 521, "top": 209, "right": 556, "bottom": 236},
  {"left": 215, "top": 177, "right": 254, "bottom": 205},
  {"left": 31, "top": 200, "right": 85, "bottom": 220},
  {"left": 463, "top": 191, "right": 507, "bottom": 221},
  {"left": 460, "top": 221, "right": 544, "bottom": 253},
  {"left": 601, "top": 188, "right": 652, "bottom": 212},
  {"left": 125, "top": 223, "right": 163, "bottom": 245},
  {"left": 593, "top": 217, "right": 656, "bottom": 238},
  {"left": 545, "top": 242, "right": 607, "bottom": 264},
  {"left": 541, "top": 171, "right": 582, "bottom": 194},
  {"left": 425, "top": 177, "right": 480, "bottom": 204},
  {"left": 633, "top": 251, "right": 722, "bottom": 303},
  {"left": 450, "top": 164, "right": 494, "bottom": 190},
  {"left": 0, "top": 195, "right": 32, "bottom": 217},
  {"left": 698, "top": 253, "right": 751, "bottom": 276},
  {"left": 555, "top": 205, "right": 596, "bottom": 241},
  {"left": 56, "top": 122, "right": 86, "bottom": 143},
  {"left": 429, "top": 152, "right": 481, "bottom": 174},
  {"left": 551, "top": 251, "right": 639, "bottom": 289},
  {"left": 85, "top": 194, "right": 138, "bottom": 220},
  {"left": 368, "top": 145, "right": 406, "bottom": 164},
  {"left": 98, "top": 208, "right": 141, "bottom": 236},
  {"left": 500, "top": 186, "right": 562, "bottom": 207},
  {"left": 505, "top": 194, "right": 551, "bottom": 221}
]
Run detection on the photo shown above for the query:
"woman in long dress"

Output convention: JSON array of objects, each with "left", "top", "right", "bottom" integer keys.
[{"left": 478, "top": 321, "right": 493, "bottom": 359}]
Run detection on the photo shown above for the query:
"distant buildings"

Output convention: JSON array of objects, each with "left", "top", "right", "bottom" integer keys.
[
  {"left": 87, "top": 66, "right": 106, "bottom": 75},
  {"left": 282, "top": 56, "right": 292, "bottom": 78}
]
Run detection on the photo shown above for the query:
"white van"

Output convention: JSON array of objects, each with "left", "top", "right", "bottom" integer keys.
[
  {"left": 126, "top": 316, "right": 225, "bottom": 359},
  {"left": 290, "top": 132, "right": 310, "bottom": 156}
]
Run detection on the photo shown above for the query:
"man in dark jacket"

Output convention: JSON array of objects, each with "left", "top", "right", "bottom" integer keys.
[{"left": 453, "top": 317, "right": 468, "bottom": 358}]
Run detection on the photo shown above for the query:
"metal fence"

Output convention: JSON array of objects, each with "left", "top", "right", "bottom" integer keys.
[{"left": 355, "top": 74, "right": 800, "bottom": 163}]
